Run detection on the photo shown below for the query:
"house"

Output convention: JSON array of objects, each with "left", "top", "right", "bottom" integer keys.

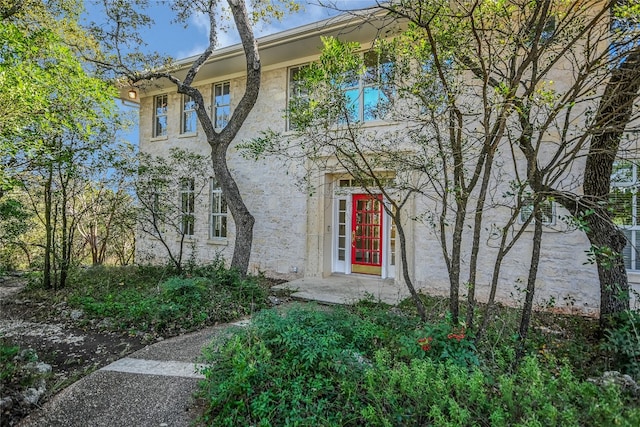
[{"left": 127, "top": 6, "right": 640, "bottom": 315}]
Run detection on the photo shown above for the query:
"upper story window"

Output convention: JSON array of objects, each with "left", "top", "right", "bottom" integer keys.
[
  {"left": 210, "top": 178, "right": 227, "bottom": 239},
  {"left": 180, "top": 178, "right": 195, "bottom": 236},
  {"left": 153, "top": 94, "right": 168, "bottom": 137},
  {"left": 341, "top": 50, "right": 393, "bottom": 123},
  {"left": 610, "top": 160, "right": 639, "bottom": 270},
  {"left": 181, "top": 94, "right": 197, "bottom": 134},
  {"left": 213, "top": 82, "right": 231, "bottom": 129},
  {"left": 287, "top": 50, "right": 393, "bottom": 129},
  {"left": 288, "top": 65, "right": 310, "bottom": 131}
]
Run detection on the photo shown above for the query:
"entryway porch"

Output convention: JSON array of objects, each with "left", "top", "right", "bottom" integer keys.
[{"left": 272, "top": 274, "right": 409, "bottom": 305}]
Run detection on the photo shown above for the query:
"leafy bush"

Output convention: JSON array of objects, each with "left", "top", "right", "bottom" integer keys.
[
  {"left": 64, "top": 263, "right": 268, "bottom": 335},
  {"left": 198, "top": 304, "right": 415, "bottom": 426},
  {"left": 403, "top": 316, "right": 478, "bottom": 367},
  {"left": 198, "top": 305, "right": 640, "bottom": 427},
  {"left": 602, "top": 310, "right": 640, "bottom": 379},
  {"left": 361, "top": 353, "right": 639, "bottom": 427}
]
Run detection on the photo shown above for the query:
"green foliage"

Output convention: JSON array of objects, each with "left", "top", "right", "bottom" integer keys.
[
  {"left": 0, "top": 339, "right": 21, "bottom": 382},
  {"left": 198, "top": 304, "right": 416, "bottom": 426},
  {"left": 0, "top": 338, "right": 46, "bottom": 403},
  {"left": 198, "top": 305, "right": 640, "bottom": 426},
  {"left": 63, "top": 264, "right": 268, "bottom": 335},
  {"left": 602, "top": 310, "right": 640, "bottom": 379},
  {"left": 406, "top": 317, "right": 479, "bottom": 367},
  {"left": 362, "top": 353, "right": 640, "bottom": 427}
]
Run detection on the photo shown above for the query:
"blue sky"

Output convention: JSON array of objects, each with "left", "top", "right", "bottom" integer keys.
[{"left": 84, "top": 1, "right": 377, "bottom": 59}]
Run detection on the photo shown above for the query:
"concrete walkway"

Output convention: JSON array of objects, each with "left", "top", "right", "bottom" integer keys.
[
  {"left": 19, "top": 320, "right": 249, "bottom": 427},
  {"left": 18, "top": 275, "right": 403, "bottom": 426},
  {"left": 272, "top": 274, "right": 409, "bottom": 305}
]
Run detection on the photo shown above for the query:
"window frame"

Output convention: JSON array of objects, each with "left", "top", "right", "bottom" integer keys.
[
  {"left": 209, "top": 178, "right": 228, "bottom": 240},
  {"left": 181, "top": 94, "right": 197, "bottom": 135},
  {"left": 213, "top": 81, "right": 231, "bottom": 130},
  {"left": 180, "top": 178, "right": 195, "bottom": 237},
  {"left": 518, "top": 196, "right": 556, "bottom": 226},
  {"left": 286, "top": 49, "right": 393, "bottom": 129},
  {"left": 339, "top": 50, "right": 393, "bottom": 124},
  {"left": 153, "top": 94, "right": 168, "bottom": 138},
  {"left": 611, "top": 160, "right": 640, "bottom": 270},
  {"left": 287, "top": 65, "right": 311, "bottom": 131}
]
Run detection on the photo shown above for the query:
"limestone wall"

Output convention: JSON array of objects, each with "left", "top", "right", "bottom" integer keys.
[
  {"left": 136, "top": 68, "right": 308, "bottom": 279},
  {"left": 136, "top": 61, "right": 640, "bottom": 315}
]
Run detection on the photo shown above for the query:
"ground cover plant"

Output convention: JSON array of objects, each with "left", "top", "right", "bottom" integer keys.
[
  {"left": 197, "top": 302, "right": 640, "bottom": 427},
  {"left": 0, "top": 338, "right": 51, "bottom": 423},
  {"left": 23, "top": 260, "right": 270, "bottom": 337}
]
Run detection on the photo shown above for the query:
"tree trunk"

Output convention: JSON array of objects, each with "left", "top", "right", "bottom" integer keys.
[
  {"left": 584, "top": 207, "right": 630, "bottom": 328},
  {"left": 580, "top": 46, "right": 640, "bottom": 328},
  {"left": 516, "top": 205, "right": 543, "bottom": 362},
  {"left": 177, "top": 0, "right": 260, "bottom": 276},
  {"left": 395, "top": 214, "right": 427, "bottom": 321},
  {"left": 43, "top": 168, "right": 53, "bottom": 290},
  {"left": 211, "top": 145, "right": 254, "bottom": 274}
]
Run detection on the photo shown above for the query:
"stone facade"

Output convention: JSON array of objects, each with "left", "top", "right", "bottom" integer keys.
[{"left": 134, "top": 13, "right": 640, "bottom": 315}]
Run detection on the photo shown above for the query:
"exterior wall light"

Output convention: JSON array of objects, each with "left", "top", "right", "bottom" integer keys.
[{"left": 128, "top": 89, "right": 137, "bottom": 100}]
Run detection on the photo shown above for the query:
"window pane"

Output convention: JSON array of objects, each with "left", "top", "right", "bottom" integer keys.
[
  {"left": 183, "top": 112, "right": 197, "bottom": 133},
  {"left": 210, "top": 178, "right": 228, "bottom": 238},
  {"left": 182, "top": 96, "right": 197, "bottom": 134},
  {"left": 154, "top": 95, "right": 168, "bottom": 137},
  {"left": 155, "top": 116, "right": 167, "bottom": 137},
  {"left": 214, "top": 82, "right": 231, "bottom": 129},
  {"left": 612, "top": 160, "right": 634, "bottom": 184},
  {"left": 622, "top": 229, "right": 633, "bottom": 269},
  {"left": 343, "top": 88, "right": 359, "bottom": 123},
  {"left": 610, "top": 188, "right": 633, "bottom": 226},
  {"left": 364, "top": 87, "right": 388, "bottom": 121}
]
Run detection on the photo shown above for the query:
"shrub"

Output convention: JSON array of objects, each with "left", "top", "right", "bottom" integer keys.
[
  {"left": 198, "top": 305, "right": 640, "bottom": 427},
  {"left": 404, "top": 316, "right": 479, "bottom": 367},
  {"left": 602, "top": 310, "right": 640, "bottom": 379},
  {"left": 198, "top": 304, "right": 415, "bottom": 426},
  {"left": 64, "top": 263, "right": 268, "bottom": 336}
]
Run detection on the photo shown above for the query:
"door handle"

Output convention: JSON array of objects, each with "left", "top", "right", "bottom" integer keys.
[{"left": 351, "top": 231, "right": 356, "bottom": 247}]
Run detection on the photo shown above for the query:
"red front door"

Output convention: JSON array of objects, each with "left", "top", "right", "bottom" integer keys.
[{"left": 351, "top": 194, "right": 383, "bottom": 275}]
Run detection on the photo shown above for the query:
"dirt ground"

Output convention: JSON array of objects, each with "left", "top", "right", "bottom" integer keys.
[{"left": 0, "top": 277, "right": 146, "bottom": 426}]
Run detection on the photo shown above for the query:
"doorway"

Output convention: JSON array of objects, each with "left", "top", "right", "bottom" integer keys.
[
  {"left": 332, "top": 192, "right": 394, "bottom": 278},
  {"left": 351, "top": 194, "right": 383, "bottom": 275}
]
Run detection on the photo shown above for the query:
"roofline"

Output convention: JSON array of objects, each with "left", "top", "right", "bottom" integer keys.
[{"left": 171, "top": 7, "right": 388, "bottom": 71}]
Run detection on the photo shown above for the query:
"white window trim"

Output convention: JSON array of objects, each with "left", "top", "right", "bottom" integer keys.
[
  {"left": 153, "top": 94, "right": 168, "bottom": 138},
  {"left": 209, "top": 178, "right": 228, "bottom": 241},
  {"left": 287, "top": 64, "right": 310, "bottom": 131},
  {"left": 181, "top": 94, "right": 197, "bottom": 135},
  {"left": 518, "top": 197, "right": 556, "bottom": 226},
  {"left": 345, "top": 50, "right": 392, "bottom": 124},
  {"left": 213, "top": 81, "right": 231, "bottom": 131},
  {"left": 286, "top": 51, "right": 392, "bottom": 132},
  {"left": 612, "top": 160, "right": 640, "bottom": 271},
  {"left": 180, "top": 178, "right": 195, "bottom": 237}
]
